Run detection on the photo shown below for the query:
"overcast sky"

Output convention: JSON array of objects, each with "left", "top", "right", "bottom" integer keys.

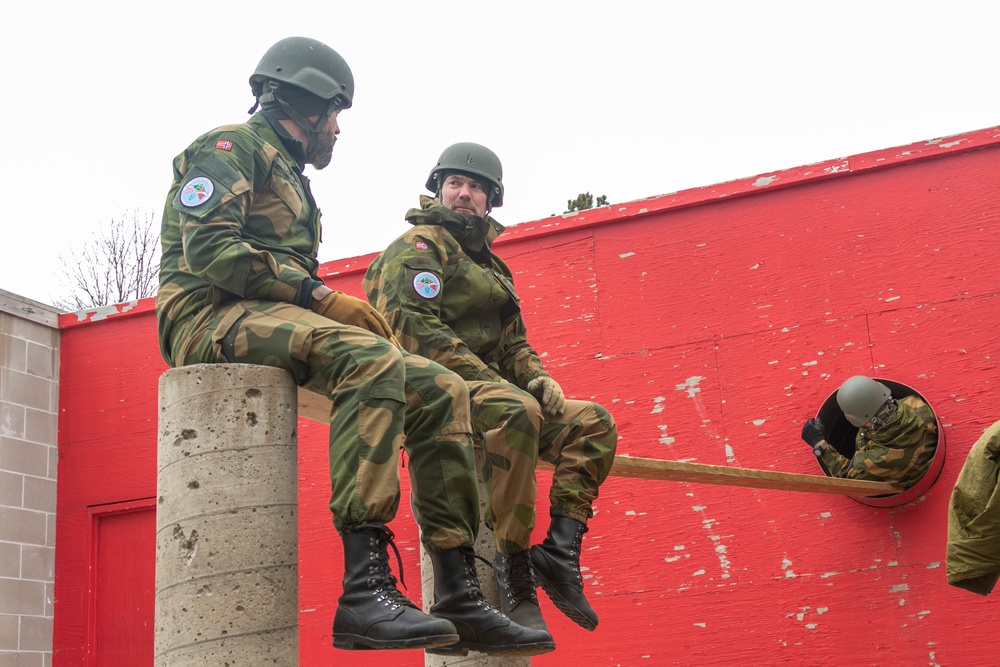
[{"left": 2, "top": 1, "right": 998, "bottom": 308}]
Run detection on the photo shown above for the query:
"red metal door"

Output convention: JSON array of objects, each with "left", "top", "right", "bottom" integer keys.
[{"left": 87, "top": 500, "right": 155, "bottom": 667}]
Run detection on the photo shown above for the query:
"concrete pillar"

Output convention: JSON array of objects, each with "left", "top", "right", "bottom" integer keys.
[
  {"left": 155, "top": 364, "right": 299, "bottom": 666},
  {"left": 421, "top": 448, "right": 530, "bottom": 667}
]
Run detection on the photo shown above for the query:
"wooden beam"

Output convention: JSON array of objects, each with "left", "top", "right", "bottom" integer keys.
[
  {"left": 297, "top": 388, "right": 902, "bottom": 498},
  {"left": 592, "top": 456, "right": 903, "bottom": 497}
]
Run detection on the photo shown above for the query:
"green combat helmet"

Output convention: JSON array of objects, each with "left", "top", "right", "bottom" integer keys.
[
  {"left": 250, "top": 36, "right": 354, "bottom": 110},
  {"left": 248, "top": 36, "right": 354, "bottom": 166},
  {"left": 837, "top": 376, "right": 892, "bottom": 427},
  {"left": 426, "top": 142, "right": 504, "bottom": 208}
]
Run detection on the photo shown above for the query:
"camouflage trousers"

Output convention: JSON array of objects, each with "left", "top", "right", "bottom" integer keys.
[
  {"left": 466, "top": 381, "right": 618, "bottom": 554},
  {"left": 167, "top": 299, "right": 480, "bottom": 552}
]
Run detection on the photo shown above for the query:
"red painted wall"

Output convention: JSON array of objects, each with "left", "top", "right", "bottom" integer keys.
[{"left": 55, "top": 126, "right": 1000, "bottom": 666}]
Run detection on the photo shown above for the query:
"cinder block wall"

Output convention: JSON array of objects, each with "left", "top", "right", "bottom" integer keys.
[{"left": 0, "top": 290, "right": 60, "bottom": 667}]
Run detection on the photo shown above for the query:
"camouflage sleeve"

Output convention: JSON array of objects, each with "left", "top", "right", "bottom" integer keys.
[
  {"left": 817, "top": 443, "right": 856, "bottom": 479},
  {"left": 818, "top": 432, "right": 903, "bottom": 481},
  {"left": 171, "top": 130, "right": 319, "bottom": 306},
  {"left": 364, "top": 237, "right": 503, "bottom": 383}
]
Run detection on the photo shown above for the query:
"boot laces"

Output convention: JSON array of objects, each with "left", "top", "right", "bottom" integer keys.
[
  {"left": 545, "top": 521, "right": 586, "bottom": 583},
  {"left": 353, "top": 524, "right": 417, "bottom": 611},
  {"left": 570, "top": 525, "right": 586, "bottom": 583},
  {"left": 500, "top": 551, "right": 539, "bottom": 605},
  {"left": 570, "top": 523, "right": 586, "bottom": 554},
  {"left": 459, "top": 547, "right": 506, "bottom": 616}
]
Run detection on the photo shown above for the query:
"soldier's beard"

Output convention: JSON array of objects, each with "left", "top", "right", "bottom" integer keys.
[{"left": 308, "top": 128, "right": 336, "bottom": 170}]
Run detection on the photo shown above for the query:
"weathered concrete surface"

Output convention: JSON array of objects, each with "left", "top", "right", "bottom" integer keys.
[{"left": 155, "top": 364, "right": 299, "bottom": 666}]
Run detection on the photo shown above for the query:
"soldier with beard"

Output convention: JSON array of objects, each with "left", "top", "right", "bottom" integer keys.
[
  {"left": 156, "top": 39, "right": 553, "bottom": 657},
  {"left": 363, "top": 143, "right": 619, "bottom": 641}
]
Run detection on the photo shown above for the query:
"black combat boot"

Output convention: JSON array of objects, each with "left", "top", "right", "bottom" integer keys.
[
  {"left": 427, "top": 546, "right": 555, "bottom": 656},
  {"left": 530, "top": 516, "right": 599, "bottom": 631},
  {"left": 332, "top": 523, "right": 459, "bottom": 650},
  {"left": 495, "top": 550, "right": 549, "bottom": 631}
]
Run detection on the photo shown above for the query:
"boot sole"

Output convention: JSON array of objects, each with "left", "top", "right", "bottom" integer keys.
[
  {"left": 333, "top": 632, "right": 459, "bottom": 650},
  {"left": 426, "top": 640, "right": 556, "bottom": 657},
  {"left": 535, "top": 572, "right": 598, "bottom": 632}
]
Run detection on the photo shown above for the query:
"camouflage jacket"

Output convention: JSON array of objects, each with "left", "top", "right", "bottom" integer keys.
[
  {"left": 363, "top": 196, "right": 549, "bottom": 388},
  {"left": 947, "top": 419, "right": 1000, "bottom": 595},
  {"left": 156, "top": 112, "right": 325, "bottom": 365},
  {"left": 819, "top": 395, "right": 938, "bottom": 487}
]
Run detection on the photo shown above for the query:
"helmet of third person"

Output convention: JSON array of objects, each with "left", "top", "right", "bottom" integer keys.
[
  {"left": 426, "top": 142, "right": 504, "bottom": 208},
  {"left": 836, "top": 376, "right": 892, "bottom": 427}
]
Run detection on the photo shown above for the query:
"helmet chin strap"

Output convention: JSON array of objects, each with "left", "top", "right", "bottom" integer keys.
[
  {"left": 261, "top": 81, "right": 334, "bottom": 163},
  {"left": 869, "top": 397, "right": 898, "bottom": 432}
]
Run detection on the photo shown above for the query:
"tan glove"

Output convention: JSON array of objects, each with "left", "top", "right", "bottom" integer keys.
[
  {"left": 310, "top": 285, "right": 400, "bottom": 346},
  {"left": 527, "top": 376, "right": 566, "bottom": 415}
]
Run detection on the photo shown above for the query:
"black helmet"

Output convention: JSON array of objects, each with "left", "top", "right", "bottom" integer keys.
[
  {"left": 426, "top": 142, "right": 504, "bottom": 207},
  {"left": 250, "top": 36, "right": 354, "bottom": 111}
]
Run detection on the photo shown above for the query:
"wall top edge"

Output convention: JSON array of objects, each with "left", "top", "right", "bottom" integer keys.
[
  {"left": 318, "top": 124, "right": 1000, "bottom": 279},
  {"left": 0, "top": 288, "right": 60, "bottom": 328}
]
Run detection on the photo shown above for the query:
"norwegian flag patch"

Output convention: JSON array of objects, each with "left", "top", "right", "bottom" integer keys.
[
  {"left": 415, "top": 241, "right": 428, "bottom": 250},
  {"left": 215, "top": 140, "right": 233, "bottom": 151}
]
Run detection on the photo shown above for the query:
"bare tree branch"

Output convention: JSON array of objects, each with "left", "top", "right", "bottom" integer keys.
[{"left": 55, "top": 209, "right": 160, "bottom": 310}]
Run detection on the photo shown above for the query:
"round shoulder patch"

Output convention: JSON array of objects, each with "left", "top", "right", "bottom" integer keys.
[
  {"left": 412, "top": 271, "right": 442, "bottom": 299},
  {"left": 180, "top": 176, "right": 214, "bottom": 207}
]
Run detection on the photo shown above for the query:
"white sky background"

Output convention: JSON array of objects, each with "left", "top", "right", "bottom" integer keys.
[{"left": 2, "top": 1, "right": 998, "bottom": 307}]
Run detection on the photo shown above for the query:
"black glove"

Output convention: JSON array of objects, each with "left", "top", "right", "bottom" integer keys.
[{"left": 801, "top": 417, "right": 826, "bottom": 455}]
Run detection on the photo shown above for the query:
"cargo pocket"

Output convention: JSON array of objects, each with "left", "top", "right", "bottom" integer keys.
[
  {"left": 361, "top": 374, "right": 407, "bottom": 406},
  {"left": 357, "top": 374, "right": 407, "bottom": 474}
]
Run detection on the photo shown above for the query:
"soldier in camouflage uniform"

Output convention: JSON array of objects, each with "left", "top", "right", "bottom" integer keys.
[
  {"left": 801, "top": 375, "right": 938, "bottom": 487},
  {"left": 363, "top": 143, "right": 618, "bottom": 634},
  {"left": 156, "top": 38, "right": 552, "bottom": 657}
]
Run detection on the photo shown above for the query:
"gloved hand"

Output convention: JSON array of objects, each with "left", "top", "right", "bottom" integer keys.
[
  {"left": 310, "top": 287, "right": 399, "bottom": 346},
  {"left": 528, "top": 376, "right": 566, "bottom": 415},
  {"left": 801, "top": 417, "right": 826, "bottom": 456}
]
